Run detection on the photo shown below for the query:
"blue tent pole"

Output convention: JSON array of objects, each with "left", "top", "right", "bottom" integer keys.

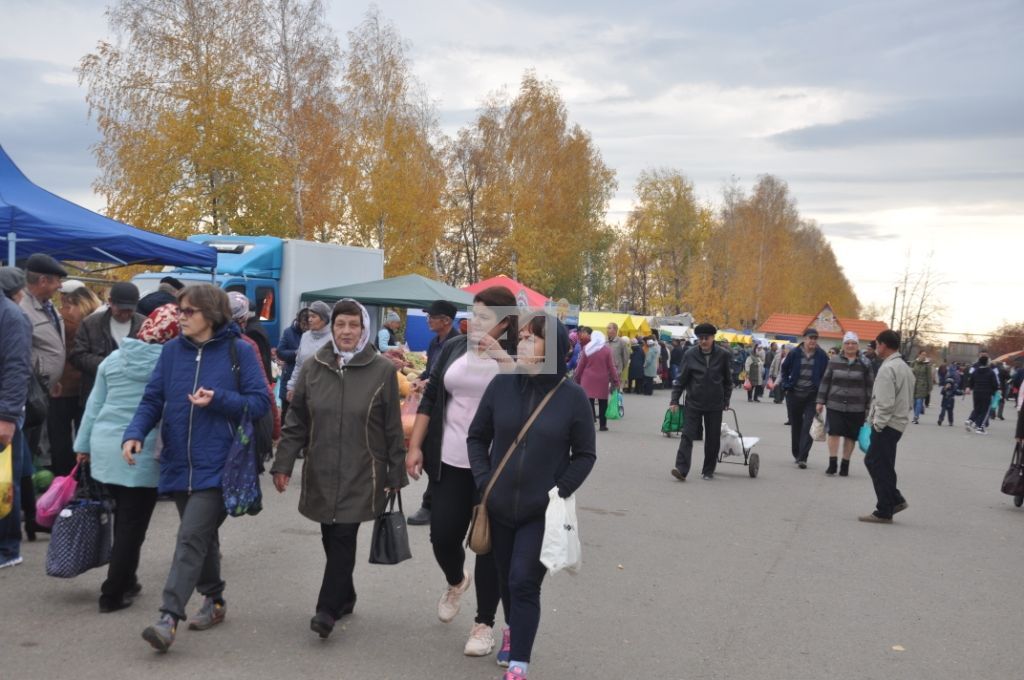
[{"left": 7, "top": 232, "right": 14, "bottom": 266}]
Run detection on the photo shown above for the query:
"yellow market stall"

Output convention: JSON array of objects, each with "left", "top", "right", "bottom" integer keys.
[{"left": 578, "top": 312, "right": 638, "bottom": 338}]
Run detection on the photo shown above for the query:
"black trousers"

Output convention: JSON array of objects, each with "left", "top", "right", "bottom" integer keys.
[
  {"left": 318, "top": 522, "right": 360, "bottom": 619},
  {"left": 968, "top": 392, "right": 992, "bottom": 427},
  {"left": 102, "top": 484, "right": 158, "bottom": 599},
  {"left": 590, "top": 398, "right": 608, "bottom": 429},
  {"left": 47, "top": 396, "right": 83, "bottom": 478},
  {"left": 864, "top": 426, "right": 906, "bottom": 518},
  {"left": 675, "top": 407, "right": 722, "bottom": 477},
  {"left": 429, "top": 463, "right": 501, "bottom": 626},
  {"left": 642, "top": 377, "right": 654, "bottom": 395},
  {"left": 786, "top": 390, "right": 817, "bottom": 461},
  {"left": 492, "top": 518, "right": 547, "bottom": 663}
]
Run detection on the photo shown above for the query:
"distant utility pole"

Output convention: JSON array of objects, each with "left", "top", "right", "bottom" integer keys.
[{"left": 890, "top": 286, "right": 898, "bottom": 329}]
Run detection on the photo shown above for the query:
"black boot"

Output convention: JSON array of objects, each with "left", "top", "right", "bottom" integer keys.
[
  {"left": 825, "top": 457, "right": 838, "bottom": 476},
  {"left": 839, "top": 459, "right": 850, "bottom": 477}
]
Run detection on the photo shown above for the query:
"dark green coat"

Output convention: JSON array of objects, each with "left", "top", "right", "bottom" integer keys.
[{"left": 272, "top": 341, "right": 407, "bottom": 524}]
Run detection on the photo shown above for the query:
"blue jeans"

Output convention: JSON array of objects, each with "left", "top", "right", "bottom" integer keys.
[
  {"left": 913, "top": 398, "right": 925, "bottom": 420},
  {"left": 0, "top": 424, "right": 27, "bottom": 561}
]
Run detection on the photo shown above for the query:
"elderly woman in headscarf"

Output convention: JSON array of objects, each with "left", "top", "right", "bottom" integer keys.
[
  {"left": 573, "top": 329, "right": 620, "bottom": 430},
  {"left": 272, "top": 299, "right": 407, "bottom": 640},
  {"left": 74, "top": 304, "right": 181, "bottom": 612},
  {"left": 286, "top": 300, "right": 332, "bottom": 402}
]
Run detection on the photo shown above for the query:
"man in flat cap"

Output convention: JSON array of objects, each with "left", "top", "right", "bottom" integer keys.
[
  {"left": 70, "top": 281, "right": 146, "bottom": 403},
  {"left": 407, "top": 299, "right": 461, "bottom": 526},
  {"left": 20, "top": 254, "right": 68, "bottom": 395},
  {"left": 669, "top": 322, "right": 734, "bottom": 481}
]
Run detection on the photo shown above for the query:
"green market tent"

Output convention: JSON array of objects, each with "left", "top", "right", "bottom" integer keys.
[{"left": 301, "top": 273, "right": 474, "bottom": 310}]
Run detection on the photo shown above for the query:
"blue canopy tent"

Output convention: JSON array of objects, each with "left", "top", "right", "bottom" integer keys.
[{"left": 0, "top": 145, "right": 216, "bottom": 270}]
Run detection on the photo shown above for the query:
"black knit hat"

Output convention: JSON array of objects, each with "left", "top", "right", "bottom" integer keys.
[{"left": 694, "top": 322, "right": 717, "bottom": 336}]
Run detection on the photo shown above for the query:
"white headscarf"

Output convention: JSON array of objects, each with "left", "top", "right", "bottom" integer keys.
[
  {"left": 331, "top": 298, "right": 372, "bottom": 365},
  {"left": 584, "top": 330, "right": 608, "bottom": 357}
]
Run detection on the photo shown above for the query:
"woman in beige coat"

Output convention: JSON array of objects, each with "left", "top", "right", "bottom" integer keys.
[{"left": 272, "top": 298, "right": 407, "bottom": 639}]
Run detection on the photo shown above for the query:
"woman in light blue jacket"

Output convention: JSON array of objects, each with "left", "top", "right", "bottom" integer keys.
[{"left": 74, "top": 304, "right": 180, "bottom": 613}]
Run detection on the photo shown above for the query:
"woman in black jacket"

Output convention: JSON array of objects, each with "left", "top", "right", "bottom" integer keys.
[
  {"left": 405, "top": 286, "right": 518, "bottom": 660},
  {"left": 468, "top": 315, "right": 597, "bottom": 680}
]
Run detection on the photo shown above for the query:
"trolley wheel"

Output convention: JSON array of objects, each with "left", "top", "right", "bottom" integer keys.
[
  {"left": 748, "top": 452, "right": 760, "bottom": 478},
  {"left": 1014, "top": 494, "right": 1023, "bottom": 508}
]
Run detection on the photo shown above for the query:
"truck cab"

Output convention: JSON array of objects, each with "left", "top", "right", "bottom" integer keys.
[
  {"left": 132, "top": 235, "right": 384, "bottom": 348},
  {"left": 133, "top": 236, "right": 284, "bottom": 344}
]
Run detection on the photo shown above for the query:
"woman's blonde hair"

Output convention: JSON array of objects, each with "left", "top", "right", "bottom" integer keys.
[{"left": 61, "top": 287, "right": 102, "bottom": 317}]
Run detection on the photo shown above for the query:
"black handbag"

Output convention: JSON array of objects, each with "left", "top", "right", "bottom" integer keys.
[
  {"left": 1000, "top": 442, "right": 1024, "bottom": 496},
  {"left": 24, "top": 371, "right": 49, "bottom": 429},
  {"left": 369, "top": 491, "right": 412, "bottom": 565}
]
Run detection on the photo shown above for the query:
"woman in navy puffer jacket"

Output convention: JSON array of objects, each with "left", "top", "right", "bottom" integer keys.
[{"left": 123, "top": 285, "right": 269, "bottom": 653}]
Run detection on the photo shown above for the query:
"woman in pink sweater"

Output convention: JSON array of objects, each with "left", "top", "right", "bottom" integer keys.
[{"left": 574, "top": 330, "right": 620, "bottom": 431}]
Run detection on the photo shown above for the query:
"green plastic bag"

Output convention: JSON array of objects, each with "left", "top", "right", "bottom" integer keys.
[
  {"left": 661, "top": 407, "right": 684, "bottom": 434},
  {"left": 605, "top": 390, "right": 624, "bottom": 420}
]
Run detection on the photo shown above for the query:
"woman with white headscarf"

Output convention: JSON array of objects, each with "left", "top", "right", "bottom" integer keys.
[
  {"left": 272, "top": 299, "right": 407, "bottom": 639},
  {"left": 573, "top": 329, "right": 620, "bottom": 430}
]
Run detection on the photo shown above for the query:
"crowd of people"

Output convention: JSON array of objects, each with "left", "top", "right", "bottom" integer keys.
[{"left": 1, "top": 253, "right": 1022, "bottom": 677}]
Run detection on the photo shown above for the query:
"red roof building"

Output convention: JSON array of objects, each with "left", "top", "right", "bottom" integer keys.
[{"left": 758, "top": 304, "right": 888, "bottom": 344}]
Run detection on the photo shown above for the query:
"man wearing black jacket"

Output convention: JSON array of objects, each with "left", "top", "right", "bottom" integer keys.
[
  {"left": 69, "top": 282, "right": 146, "bottom": 403},
  {"left": 965, "top": 353, "right": 1000, "bottom": 434},
  {"left": 669, "top": 322, "right": 733, "bottom": 481}
]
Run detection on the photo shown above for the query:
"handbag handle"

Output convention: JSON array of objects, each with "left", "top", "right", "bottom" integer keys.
[{"left": 478, "top": 377, "right": 566, "bottom": 510}]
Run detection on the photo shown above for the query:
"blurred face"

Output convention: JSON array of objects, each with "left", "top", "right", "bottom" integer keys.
[
  {"left": 110, "top": 302, "right": 136, "bottom": 323},
  {"left": 31, "top": 274, "right": 62, "bottom": 301},
  {"left": 308, "top": 313, "right": 326, "bottom": 331},
  {"left": 579, "top": 330, "right": 591, "bottom": 344},
  {"left": 333, "top": 314, "right": 363, "bottom": 352},
  {"left": 178, "top": 300, "right": 212, "bottom": 341},
  {"left": 427, "top": 314, "right": 451, "bottom": 334},
  {"left": 469, "top": 303, "right": 507, "bottom": 347},
  {"left": 805, "top": 335, "right": 819, "bottom": 351},
  {"left": 60, "top": 298, "right": 85, "bottom": 324},
  {"left": 606, "top": 324, "right": 618, "bottom": 340},
  {"left": 697, "top": 334, "right": 714, "bottom": 351},
  {"left": 843, "top": 339, "right": 859, "bottom": 356},
  {"left": 517, "top": 325, "right": 545, "bottom": 372},
  {"left": 298, "top": 311, "right": 310, "bottom": 332}
]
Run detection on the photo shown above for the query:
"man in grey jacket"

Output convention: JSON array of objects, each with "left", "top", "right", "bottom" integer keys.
[
  {"left": 19, "top": 254, "right": 67, "bottom": 392},
  {"left": 606, "top": 322, "right": 630, "bottom": 382},
  {"left": 860, "top": 330, "right": 914, "bottom": 524}
]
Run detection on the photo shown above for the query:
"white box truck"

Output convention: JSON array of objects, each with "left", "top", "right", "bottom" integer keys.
[{"left": 133, "top": 235, "right": 384, "bottom": 345}]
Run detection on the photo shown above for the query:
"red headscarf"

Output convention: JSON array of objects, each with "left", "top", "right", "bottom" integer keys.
[{"left": 136, "top": 303, "right": 181, "bottom": 344}]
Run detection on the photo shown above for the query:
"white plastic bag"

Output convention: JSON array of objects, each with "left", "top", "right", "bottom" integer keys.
[
  {"left": 540, "top": 487, "right": 581, "bottom": 575},
  {"left": 810, "top": 412, "right": 827, "bottom": 442},
  {"left": 719, "top": 422, "right": 742, "bottom": 457}
]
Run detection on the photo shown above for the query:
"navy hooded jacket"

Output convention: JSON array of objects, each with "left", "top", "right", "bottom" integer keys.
[
  {"left": 0, "top": 295, "right": 32, "bottom": 425},
  {"left": 468, "top": 319, "right": 597, "bottom": 527},
  {"left": 123, "top": 323, "right": 270, "bottom": 494}
]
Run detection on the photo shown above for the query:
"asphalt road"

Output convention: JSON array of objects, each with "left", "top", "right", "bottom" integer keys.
[{"left": 1, "top": 388, "right": 1020, "bottom": 680}]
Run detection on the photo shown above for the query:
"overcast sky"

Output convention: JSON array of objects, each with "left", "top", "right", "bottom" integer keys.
[{"left": 2, "top": 0, "right": 1021, "bottom": 337}]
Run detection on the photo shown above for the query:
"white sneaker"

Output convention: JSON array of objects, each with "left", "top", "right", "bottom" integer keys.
[
  {"left": 464, "top": 622, "right": 495, "bottom": 656},
  {"left": 0, "top": 556, "right": 23, "bottom": 569},
  {"left": 964, "top": 419, "right": 973, "bottom": 432},
  {"left": 975, "top": 427, "right": 988, "bottom": 435},
  {"left": 438, "top": 570, "right": 472, "bottom": 623}
]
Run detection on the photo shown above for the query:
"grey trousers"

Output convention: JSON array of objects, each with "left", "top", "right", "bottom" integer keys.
[{"left": 161, "top": 489, "right": 227, "bottom": 620}]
